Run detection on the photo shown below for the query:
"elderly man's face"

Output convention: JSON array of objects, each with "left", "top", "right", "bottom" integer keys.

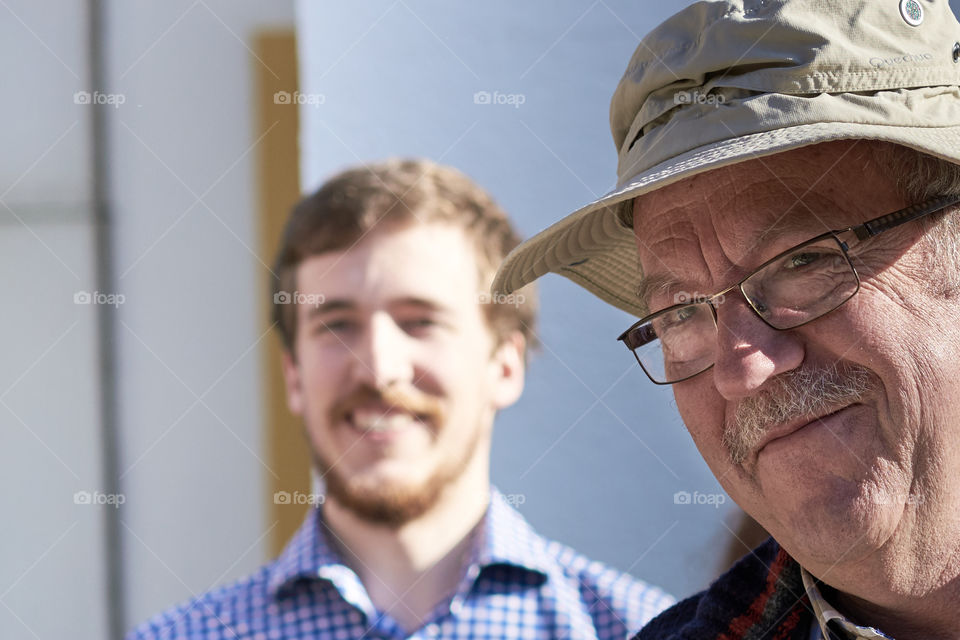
[{"left": 633, "top": 141, "right": 960, "bottom": 576}]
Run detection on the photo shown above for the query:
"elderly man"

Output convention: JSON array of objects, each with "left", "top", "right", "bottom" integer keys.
[
  {"left": 127, "top": 159, "right": 672, "bottom": 640},
  {"left": 494, "top": 1, "right": 960, "bottom": 639}
]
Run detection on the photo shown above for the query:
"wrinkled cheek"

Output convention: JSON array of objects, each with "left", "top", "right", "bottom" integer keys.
[{"left": 837, "top": 302, "right": 929, "bottom": 442}]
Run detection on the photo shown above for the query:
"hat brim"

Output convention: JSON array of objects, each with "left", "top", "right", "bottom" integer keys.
[{"left": 492, "top": 121, "right": 960, "bottom": 318}]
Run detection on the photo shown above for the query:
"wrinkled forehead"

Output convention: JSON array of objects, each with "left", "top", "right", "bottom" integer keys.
[
  {"left": 633, "top": 141, "right": 895, "bottom": 267},
  {"left": 644, "top": 192, "right": 835, "bottom": 251},
  {"left": 633, "top": 178, "right": 832, "bottom": 272}
]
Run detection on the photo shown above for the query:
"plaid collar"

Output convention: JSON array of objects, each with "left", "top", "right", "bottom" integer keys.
[
  {"left": 266, "top": 487, "right": 551, "bottom": 599},
  {"left": 801, "top": 567, "right": 894, "bottom": 640}
]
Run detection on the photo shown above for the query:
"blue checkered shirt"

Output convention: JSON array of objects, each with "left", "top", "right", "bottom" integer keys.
[{"left": 126, "top": 489, "right": 674, "bottom": 639}]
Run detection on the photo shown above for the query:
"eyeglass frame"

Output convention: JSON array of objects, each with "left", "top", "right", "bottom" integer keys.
[{"left": 617, "top": 194, "right": 960, "bottom": 385}]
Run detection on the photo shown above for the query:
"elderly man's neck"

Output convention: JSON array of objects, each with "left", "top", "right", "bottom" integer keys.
[{"left": 815, "top": 544, "right": 960, "bottom": 640}]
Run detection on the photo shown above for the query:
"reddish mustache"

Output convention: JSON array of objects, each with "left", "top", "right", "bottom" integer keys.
[{"left": 330, "top": 385, "right": 445, "bottom": 425}]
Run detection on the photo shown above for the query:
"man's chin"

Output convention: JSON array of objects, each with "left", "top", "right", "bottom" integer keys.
[
  {"left": 756, "top": 486, "right": 896, "bottom": 569},
  {"left": 324, "top": 473, "right": 444, "bottom": 528}
]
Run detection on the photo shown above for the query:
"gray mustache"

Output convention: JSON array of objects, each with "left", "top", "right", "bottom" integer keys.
[{"left": 723, "top": 364, "right": 876, "bottom": 465}]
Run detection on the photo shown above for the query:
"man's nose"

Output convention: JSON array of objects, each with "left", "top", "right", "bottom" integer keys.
[
  {"left": 711, "top": 296, "right": 804, "bottom": 400},
  {"left": 351, "top": 312, "right": 415, "bottom": 390}
]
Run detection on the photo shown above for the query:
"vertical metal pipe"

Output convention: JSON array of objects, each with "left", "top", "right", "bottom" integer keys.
[{"left": 87, "top": 0, "right": 126, "bottom": 636}]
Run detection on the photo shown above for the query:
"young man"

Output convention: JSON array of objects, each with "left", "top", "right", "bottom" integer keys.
[
  {"left": 128, "top": 158, "right": 672, "bottom": 639},
  {"left": 493, "top": 2, "right": 960, "bottom": 638}
]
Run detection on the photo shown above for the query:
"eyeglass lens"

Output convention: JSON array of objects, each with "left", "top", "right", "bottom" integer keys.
[{"left": 628, "top": 235, "right": 859, "bottom": 383}]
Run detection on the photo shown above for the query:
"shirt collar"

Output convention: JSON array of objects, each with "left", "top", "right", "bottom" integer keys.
[
  {"left": 266, "top": 505, "right": 340, "bottom": 597},
  {"left": 474, "top": 488, "right": 554, "bottom": 577},
  {"left": 800, "top": 567, "right": 894, "bottom": 640},
  {"left": 266, "top": 487, "right": 550, "bottom": 598}
]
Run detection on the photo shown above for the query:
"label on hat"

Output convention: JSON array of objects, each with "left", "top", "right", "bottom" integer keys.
[{"left": 899, "top": 0, "right": 924, "bottom": 26}]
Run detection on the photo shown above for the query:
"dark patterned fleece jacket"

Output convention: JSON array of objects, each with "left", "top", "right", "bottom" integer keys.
[{"left": 634, "top": 537, "right": 813, "bottom": 640}]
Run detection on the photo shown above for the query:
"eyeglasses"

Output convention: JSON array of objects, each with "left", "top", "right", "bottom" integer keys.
[{"left": 618, "top": 195, "right": 960, "bottom": 385}]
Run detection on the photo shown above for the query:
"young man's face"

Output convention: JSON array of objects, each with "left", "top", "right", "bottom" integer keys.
[{"left": 281, "top": 221, "right": 525, "bottom": 525}]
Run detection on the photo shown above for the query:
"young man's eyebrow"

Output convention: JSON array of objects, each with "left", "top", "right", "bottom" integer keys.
[
  {"left": 303, "top": 297, "right": 447, "bottom": 320},
  {"left": 304, "top": 299, "right": 353, "bottom": 320},
  {"left": 391, "top": 296, "right": 445, "bottom": 311}
]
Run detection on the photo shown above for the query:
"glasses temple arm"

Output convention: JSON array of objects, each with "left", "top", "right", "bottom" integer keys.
[{"left": 853, "top": 195, "right": 960, "bottom": 241}]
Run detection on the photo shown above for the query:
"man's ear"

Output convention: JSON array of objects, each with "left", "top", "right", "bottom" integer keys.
[
  {"left": 490, "top": 331, "right": 526, "bottom": 410},
  {"left": 280, "top": 348, "right": 305, "bottom": 416}
]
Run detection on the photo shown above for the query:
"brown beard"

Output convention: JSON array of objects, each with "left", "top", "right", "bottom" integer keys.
[{"left": 311, "top": 384, "right": 481, "bottom": 528}]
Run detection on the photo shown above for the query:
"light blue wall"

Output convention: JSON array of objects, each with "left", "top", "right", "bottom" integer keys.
[
  {"left": 2, "top": 1, "right": 296, "bottom": 636},
  {"left": 295, "top": 1, "right": 738, "bottom": 598}
]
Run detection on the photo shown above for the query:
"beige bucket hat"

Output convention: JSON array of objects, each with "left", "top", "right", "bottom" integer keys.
[{"left": 492, "top": 0, "right": 960, "bottom": 317}]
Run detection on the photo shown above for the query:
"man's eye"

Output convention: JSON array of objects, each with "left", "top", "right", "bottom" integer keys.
[
  {"left": 784, "top": 251, "right": 825, "bottom": 269},
  {"left": 661, "top": 305, "right": 697, "bottom": 327},
  {"left": 314, "top": 319, "right": 354, "bottom": 334},
  {"left": 401, "top": 317, "right": 438, "bottom": 332}
]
